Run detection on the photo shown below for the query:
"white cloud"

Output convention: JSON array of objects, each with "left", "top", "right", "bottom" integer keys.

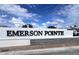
[
  {"left": 42, "top": 23, "right": 47, "bottom": 26},
  {"left": 27, "top": 5, "right": 39, "bottom": 8},
  {"left": 42, "top": 19, "right": 64, "bottom": 28},
  {"left": 47, "top": 21, "right": 58, "bottom": 25},
  {"left": 0, "top": 4, "right": 41, "bottom": 27},
  {"left": 42, "top": 21, "right": 57, "bottom": 28},
  {"left": 31, "top": 22, "right": 40, "bottom": 28},
  {"left": 0, "top": 4, "right": 36, "bottom": 19},
  {"left": 31, "top": 22, "right": 47, "bottom": 28},
  {"left": 55, "top": 19, "right": 64, "bottom": 23},
  {"left": 0, "top": 17, "right": 7, "bottom": 24},
  {"left": 1, "top": 15, "right": 7, "bottom": 18},
  {"left": 58, "top": 4, "right": 79, "bottom": 26},
  {"left": 0, "top": 17, "right": 12, "bottom": 27},
  {"left": 9, "top": 17, "right": 25, "bottom": 28},
  {"left": 33, "top": 19, "right": 39, "bottom": 22},
  {"left": 56, "top": 24, "right": 63, "bottom": 28}
]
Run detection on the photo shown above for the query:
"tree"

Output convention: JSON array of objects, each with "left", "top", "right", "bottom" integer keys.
[
  {"left": 74, "top": 25, "right": 77, "bottom": 27},
  {"left": 28, "top": 24, "right": 33, "bottom": 28},
  {"left": 22, "top": 25, "right": 27, "bottom": 28},
  {"left": 0, "top": 24, "right": 8, "bottom": 27},
  {"left": 22, "top": 24, "right": 33, "bottom": 28},
  {"left": 47, "top": 26, "right": 56, "bottom": 28}
]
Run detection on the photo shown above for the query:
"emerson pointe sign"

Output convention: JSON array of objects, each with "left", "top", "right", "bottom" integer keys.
[
  {"left": 0, "top": 28, "right": 73, "bottom": 40},
  {"left": 7, "top": 30, "right": 64, "bottom": 36}
]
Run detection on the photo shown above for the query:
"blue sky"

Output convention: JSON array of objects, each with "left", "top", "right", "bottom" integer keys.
[
  {"left": 0, "top": 4, "right": 79, "bottom": 28},
  {"left": 20, "top": 4, "right": 66, "bottom": 25}
]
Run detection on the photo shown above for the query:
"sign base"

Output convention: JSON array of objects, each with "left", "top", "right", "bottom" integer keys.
[{"left": 0, "top": 40, "right": 30, "bottom": 48}]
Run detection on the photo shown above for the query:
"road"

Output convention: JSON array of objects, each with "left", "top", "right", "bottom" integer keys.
[
  {"left": 27, "top": 46, "right": 79, "bottom": 55},
  {"left": 33, "top": 49, "right": 79, "bottom": 55},
  {"left": 1, "top": 46, "right": 79, "bottom": 55}
]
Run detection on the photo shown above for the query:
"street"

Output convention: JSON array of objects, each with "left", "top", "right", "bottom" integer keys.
[
  {"left": 32, "top": 49, "right": 79, "bottom": 55},
  {"left": 1, "top": 46, "right": 79, "bottom": 55}
]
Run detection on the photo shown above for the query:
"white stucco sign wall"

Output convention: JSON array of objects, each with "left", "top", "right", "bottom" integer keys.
[
  {"left": 0, "top": 28, "right": 73, "bottom": 40},
  {"left": 0, "top": 28, "right": 73, "bottom": 47}
]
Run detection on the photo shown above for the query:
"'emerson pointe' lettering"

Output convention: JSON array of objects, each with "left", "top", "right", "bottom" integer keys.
[
  {"left": 7, "top": 30, "right": 64, "bottom": 36},
  {"left": 7, "top": 30, "right": 43, "bottom": 36},
  {"left": 44, "top": 31, "right": 64, "bottom": 36}
]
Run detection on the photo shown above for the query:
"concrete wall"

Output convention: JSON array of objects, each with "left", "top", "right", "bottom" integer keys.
[
  {"left": 0, "top": 40, "right": 30, "bottom": 48},
  {"left": 31, "top": 37, "right": 79, "bottom": 45}
]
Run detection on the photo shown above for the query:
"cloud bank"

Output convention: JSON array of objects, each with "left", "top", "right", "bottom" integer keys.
[
  {"left": 42, "top": 19, "right": 64, "bottom": 28},
  {"left": 1, "top": 4, "right": 79, "bottom": 28},
  {"left": 58, "top": 4, "right": 79, "bottom": 27},
  {"left": 0, "top": 4, "right": 40, "bottom": 27}
]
